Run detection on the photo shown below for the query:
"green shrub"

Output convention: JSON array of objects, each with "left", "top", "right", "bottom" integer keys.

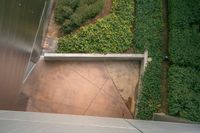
[
  {"left": 169, "top": 0, "right": 200, "bottom": 29},
  {"left": 56, "top": 0, "right": 79, "bottom": 10},
  {"left": 55, "top": 5, "right": 73, "bottom": 24},
  {"left": 135, "top": 0, "right": 163, "bottom": 120},
  {"left": 57, "top": 0, "right": 134, "bottom": 53},
  {"left": 168, "top": 0, "right": 200, "bottom": 122},
  {"left": 137, "top": 58, "right": 162, "bottom": 119},
  {"left": 79, "top": 0, "right": 98, "bottom": 6},
  {"left": 168, "top": 0, "right": 200, "bottom": 70},
  {"left": 71, "top": 0, "right": 104, "bottom": 26},
  {"left": 169, "top": 28, "right": 200, "bottom": 70},
  {"left": 88, "top": 0, "right": 104, "bottom": 18},
  {"left": 61, "top": 19, "right": 77, "bottom": 34},
  {"left": 70, "top": 12, "right": 84, "bottom": 26},
  {"left": 58, "top": 14, "right": 133, "bottom": 53},
  {"left": 111, "top": 0, "right": 134, "bottom": 22},
  {"left": 168, "top": 66, "right": 200, "bottom": 122},
  {"left": 54, "top": 0, "right": 104, "bottom": 34}
]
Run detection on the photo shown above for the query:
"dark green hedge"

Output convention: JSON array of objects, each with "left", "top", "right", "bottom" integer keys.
[
  {"left": 168, "top": 0, "right": 200, "bottom": 122},
  {"left": 169, "top": 0, "right": 200, "bottom": 29},
  {"left": 135, "top": 0, "right": 163, "bottom": 119},
  {"left": 136, "top": 58, "right": 162, "bottom": 119},
  {"left": 168, "top": 66, "right": 200, "bottom": 122},
  {"left": 55, "top": 0, "right": 104, "bottom": 34},
  {"left": 169, "top": 0, "right": 200, "bottom": 70},
  {"left": 169, "top": 28, "right": 200, "bottom": 69}
]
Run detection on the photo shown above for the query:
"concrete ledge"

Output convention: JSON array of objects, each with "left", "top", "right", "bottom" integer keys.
[{"left": 44, "top": 53, "right": 145, "bottom": 61}]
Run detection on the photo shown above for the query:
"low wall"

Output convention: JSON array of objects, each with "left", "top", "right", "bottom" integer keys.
[{"left": 43, "top": 51, "right": 148, "bottom": 75}]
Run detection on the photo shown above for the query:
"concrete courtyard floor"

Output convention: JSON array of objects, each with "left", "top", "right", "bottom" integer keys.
[{"left": 22, "top": 59, "right": 140, "bottom": 119}]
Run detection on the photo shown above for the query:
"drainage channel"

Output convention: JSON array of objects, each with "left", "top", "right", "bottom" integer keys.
[{"left": 161, "top": 0, "right": 170, "bottom": 114}]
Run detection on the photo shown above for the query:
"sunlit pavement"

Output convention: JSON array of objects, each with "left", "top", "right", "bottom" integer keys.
[{"left": 22, "top": 59, "right": 140, "bottom": 118}]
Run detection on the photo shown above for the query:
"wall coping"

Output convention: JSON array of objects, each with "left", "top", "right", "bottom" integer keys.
[{"left": 44, "top": 53, "right": 146, "bottom": 61}]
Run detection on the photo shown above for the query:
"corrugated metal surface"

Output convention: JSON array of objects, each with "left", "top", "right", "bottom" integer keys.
[{"left": 0, "top": 0, "right": 50, "bottom": 109}]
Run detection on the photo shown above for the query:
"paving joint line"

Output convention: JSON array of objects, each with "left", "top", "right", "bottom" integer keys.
[
  {"left": 69, "top": 67, "right": 103, "bottom": 89},
  {"left": 125, "top": 119, "right": 143, "bottom": 133},
  {"left": 82, "top": 78, "right": 108, "bottom": 115},
  {"left": 103, "top": 61, "right": 133, "bottom": 117}
]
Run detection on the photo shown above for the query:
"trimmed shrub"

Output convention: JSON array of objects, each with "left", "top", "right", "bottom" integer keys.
[
  {"left": 168, "top": 66, "right": 200, "bottom": 122},
  {"left": 54, "top": 0, "right": 104, "bottom": 34},
  {"left": 135, "top": 0, "right": 163, "bottom": 120},
  {"left": 79, "top": 0, "right": 97, "bottom": 6},
  {"left": 55, "top": 5, "right": 73, "bottom": 24},
  {"left": 169, "top": 28, "right": 200, "bottom": 70},
  {"left": 88, "top": 0, "right": 104, "bottom": 18},
  {"left": 136, "top": 58, "right": 162, "bottom": 119},
  {"left": 70, "top": 12, "right": 84, "bottom": 26},
  {"left": 169, "top": 0, "right": 200, "bottom": 29},
  {"left": 168, "top": 0, "right": 200, "bottom": 122},
  {"left": 61, "top": 19, "right": 77, "bottom": 34}
]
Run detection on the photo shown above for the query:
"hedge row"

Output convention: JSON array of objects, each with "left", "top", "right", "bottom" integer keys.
[
  {"left": 168, "top": 66, "right": 200, "bottom": 122},
  {"left": 57, "top": 0, "right": 134, "bottom": 53},
  {"left": 169, "top": 0, "right": 200, "bottom": 70},
  {"left": 169, "top": 28, "right": 200, "bottom": 70},
  {"left": 168, "top": 0, "right": 200, "bottom": 122},
  {"left": 135, "top": 0, "right": 163, "bottom": 119},
  {"left": 169, "top": 0, "right": 200, "bottom": 29},
  {"left": 55, "top": 0, "right": 104, "bottom": 34}
]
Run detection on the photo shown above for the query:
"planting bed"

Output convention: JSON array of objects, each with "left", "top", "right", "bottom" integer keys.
[
  {"left": 57, "top": 0, "right": 134, "bottom": 53},
  {"left": 55, "top": 0, "right": 104, "bottom": 34},
  {"left": 168, "top": 0, "right": 200, "bottom": 122},
  {"left": 134, "top": 0, "right": 163, "bottom": 120}
]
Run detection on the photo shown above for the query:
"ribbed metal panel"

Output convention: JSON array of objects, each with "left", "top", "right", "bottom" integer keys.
[{"left": 0, "top": 0, "right": 50, "bottom": 109}]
